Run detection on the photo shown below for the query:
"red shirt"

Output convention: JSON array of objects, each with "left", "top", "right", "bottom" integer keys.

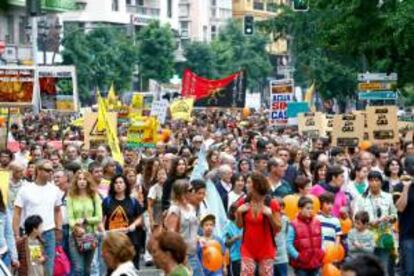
[{"left": 239, "top": 198, "right": 280, "bottom": 261}]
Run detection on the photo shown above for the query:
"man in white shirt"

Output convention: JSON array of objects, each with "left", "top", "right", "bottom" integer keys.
[
  {"left": 214, "top": 165, "right": 233, "bottom": 210},
  {"left": 13, "top": 160, "right": 62, "bottom": 276}
]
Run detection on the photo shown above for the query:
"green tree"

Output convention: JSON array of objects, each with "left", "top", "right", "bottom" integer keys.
[
  {"left": 136, "top": 21, "right": 175, "bottom": 83},
  {"left": 62, "top": 25, "right": 138, "bottom": 103},
  {"left": 183, "top": 41, "right": 217, "bottom": 79}
]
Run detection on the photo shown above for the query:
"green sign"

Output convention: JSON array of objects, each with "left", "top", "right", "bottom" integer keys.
[
  {"left": 8, "top": 0, "right": 75, "bottom": 11},
  {"left": 358, "top": 91, "right": 397, "bottom": 100}
]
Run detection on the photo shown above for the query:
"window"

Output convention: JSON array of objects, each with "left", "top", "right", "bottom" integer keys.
[
  {"left": 126, "top": 0, "right": 132, "bottom": 5},
  {"left": 167, "top": 0, "right": 172, "bottom": 17},
  {"left": 6, "top": 15, "right": 14, "bottom": 44},
  {"left": 18, "top": 16, "right": 28, "bottom": 45},
  {"left": 203, "top": 26, "right": 208, "bottom": 42},
  {"left": 112, "top": 0, "right": 119, "bottom": 11},
  {"left": 253, "top": 1, "right": 264, "bottom": 10},
  {"left": 211, "top": 0, "right": 216, "bottom": 6},
  {"left": 211, "top": 8, "right": 216, "bottom": 18},
  {"left": 211, "top": 25, "right": 217, "bottom": 40},
  {"left": 180, "top": 22, "right": 189, "bottom": 38}
]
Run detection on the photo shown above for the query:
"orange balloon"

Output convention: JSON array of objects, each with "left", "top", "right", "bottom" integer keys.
[
  {"left": 340, "top": 218, "right": 352, "bottom": 235},
  {"left": 306, "top": 194, "right": 320, "bottom": 215},
  {"left": 242, "top": 107, "right": 250, "bottom": 118},
  {"left": 359, "top": 140, "right": 372, "bottom": 151},
  {"left": 202, "top": 246, "right": 223, "bottom": 272},
  {"left": 322, "top": 263, "right": 341, "bottom": 276},
  {"left": 323, "top": 243, "right": 345, "bottom": 264},
  {"left": 206, "top": 240, "right": 222, "bottom": 253},
  {"left": 283, "top": 194, "right": 299, "bottom": 220}
]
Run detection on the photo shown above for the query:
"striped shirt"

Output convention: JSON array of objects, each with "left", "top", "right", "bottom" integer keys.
[{"left": 317, "top": 213, "right": 341, "bottom": 249}]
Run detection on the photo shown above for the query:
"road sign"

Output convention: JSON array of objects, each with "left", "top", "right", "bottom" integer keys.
[
  {"left": 358, "top": 91, "right": 397, "bottom": 100},
  {"left": 0, "top": 41, "right": 5, "bottom": 55},
  {"left": 358, "top": 82, "right": 396, "bottom": 91},
  {"left": 358, "top": 73, "right": 397, "bottom": 82}
]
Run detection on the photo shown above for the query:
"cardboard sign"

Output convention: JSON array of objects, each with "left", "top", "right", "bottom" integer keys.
[
  {"left": 331, "top": 113, "right": 364, "bottom": 147},
  {"left": 269, "top": 79, "right": 294, "bottom": 125},
  {"left": 354, "top": 110, "right": 369, "bottom": 140},
  {"left": 150, "top": 100, "right": 169, "bottom": 124},
  {"left": 324, "top": 114, "right": 334, "bottom": 137},
  {"left": 298, "top": 112, "right": 325, "bottom": 138},
  {"left": 83, "top": 111, "right": 118, "bottom": 149},
  {"left": 366, "top": 105, "right": 398, "bottom": 144}
]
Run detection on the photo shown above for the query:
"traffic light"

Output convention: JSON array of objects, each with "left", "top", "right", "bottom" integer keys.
[
  {"left": 292, "top": 0, "right": 309, "bottom": 11},
  {"left": 26, "top": 0, "right": 42, "bottom": 16},
  {"left": 244, "top": 15, "right": 254, "bottom": 35}
]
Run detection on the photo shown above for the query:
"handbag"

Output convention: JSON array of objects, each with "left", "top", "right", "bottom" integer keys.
[{"left": 73, "top": 196, "right": 98, "bottom": 253}]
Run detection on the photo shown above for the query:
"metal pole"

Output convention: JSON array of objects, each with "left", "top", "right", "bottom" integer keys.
[{"left": 31, "top": 16, "right": 40, "bottom": 113}]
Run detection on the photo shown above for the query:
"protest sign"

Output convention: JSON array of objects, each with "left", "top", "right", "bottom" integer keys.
[
  {"left": 0, "top": 66, "right": 35, "bottom": 106},
  {"left": 150, "top": 100, "right": 169, "bottom": 124},
  {"left": 83, "top": 111, "right": 117, "bottom": 149},
  {"left": 38, "top": 66, "right": 79, "bottom": 112},
  {"left": 0, "top": 171, "right": 9, "bottom": 205},
  {"left": 298, "top": 112, "right": 325, "bottom": 138},
  {"left": 269, "top": 79, "right": 294, "bottom": 125},
  {"left": 366, "top": 105, "right": 398, "bottom": 144},
  {"left": 324, "top": 114, "right": 334, "bottom": 137},
  {"left": 127, "top": 116, "right": 159, "bottom": 149},
  {"left": 331, "top": 112, "right": 364, "bottom": 147},
  {"left": 287, "top": 102, "right": 309, "bottom": 125},
  {"left": 170, "top": 98, "right": 194, "bottom": 121},
  {"left": 245, "top": 93, "right": 261, "bottom": 110}
]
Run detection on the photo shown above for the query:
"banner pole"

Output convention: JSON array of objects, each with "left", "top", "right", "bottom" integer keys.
[{"left": 4, "top": 107, "right": 10, "bottom": 149}]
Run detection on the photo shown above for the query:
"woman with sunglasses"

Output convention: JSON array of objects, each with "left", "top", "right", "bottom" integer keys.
[{"left": 355, "top": 171, "right": 398, "bottom": 276}]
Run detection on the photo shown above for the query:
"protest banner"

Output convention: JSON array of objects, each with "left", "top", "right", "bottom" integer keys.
[
  {"left": 398, "top": 115, "right": 414, "bottom": 131},
  {"left": 127, "top": 116, "right": 159, "bottom": 149},
  {"left": 38, "top": 66, "right": 79, "bottom": 112},
  {"left": 298, "top": 112, "right": 325, "bottom": 138},
  {"left": 331, "top": 112, "right": 364, "bottom": 147},
  {"left": 0, "top": 171, "right": 9, "bottom": 205},
  {"left": 287, "top": 102, "right": 309, "bottom": 125},
  {"left": 83, "top": 111, "right": 117, "bottom": 149},
  {"left": 324, "top": 114, "right": 334, "bottom": 137},
  {"left": 366, "top": 105, "right": 398, "bottom": 144},
  {"left": 150, "top": 100, "right": 169, "bottom": 124},
  {"left": 269, "top": 79, "right": 294, "bottom": 125},
  {"left": 170, "top": 98, "right": 194, "bottom": 121},
  {"left": 0, "top": 66, "right": 36, "bottom": 106}
]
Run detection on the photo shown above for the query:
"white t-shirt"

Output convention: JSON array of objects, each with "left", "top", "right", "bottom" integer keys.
[
  {"left": 15, "top": 182, "right": 62, "bottom": 231},
  {"left": 147, "top": 183, "right": 163, "bottom": 201}
]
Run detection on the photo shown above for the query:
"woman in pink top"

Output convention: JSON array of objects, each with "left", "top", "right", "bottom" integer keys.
[{"left": 311, "top": 165, "right": 348, "bottom": 217}]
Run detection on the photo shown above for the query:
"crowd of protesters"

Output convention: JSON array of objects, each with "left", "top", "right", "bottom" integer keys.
[{"left": 0, "top": 109, "right": 413, "bottom": 276}]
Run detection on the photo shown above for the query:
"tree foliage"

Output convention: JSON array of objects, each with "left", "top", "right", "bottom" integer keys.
[
  {"left": 258, "top": 0, "right": 414, "bottom": 104},
  {"left": 62, "top": 25, "right": 138, "bottom": 103},
  {"left": 136, "top": 21, "right": 176, "bottom": 83},
  {"left": 183, "top": 20, "right": 272, "bottom": 91}
]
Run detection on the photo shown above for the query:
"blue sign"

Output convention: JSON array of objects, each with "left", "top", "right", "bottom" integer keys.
[
  {"left": 287, "top": 102, "right": 310, "bottom": 118},
  {"left": 358, "top": 91, "right": 397, "bottom": 100}
]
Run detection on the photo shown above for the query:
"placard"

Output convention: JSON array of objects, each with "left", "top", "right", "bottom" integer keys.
[
  {"left": 298, "top": 112, "right": 325, "bottom": 138},
  {"left": 366, "top": 105, "right": 398, "bottom": 144},
  {"left": 38, "top": 66, "right": 79, "bottom": 112},
  {"left": 324, "top": 114, "right": 334, "bottom": 137},
  {"left": 354, "top": 110, "right": 369, "bottom": 140},
  {"left": 83, "top": 112, "right": 118, "bottom": 149},
  {"left": 127, "top": 117, "right": 158, "bottom": 149},
  {"left": 269, "top": 79, "right": 294, "bottom": 125},
  {"left": 331, "top": 113, "right": 364, "bottom": 147},
  {"left": 0, "top": 171, "right": 9, "bottom": 205},
  {"left": 0, "top": 66, "right": 35, "bottom": 106},
  {"left": 150, "top": 100, "right": 169, "bottom": 124}
]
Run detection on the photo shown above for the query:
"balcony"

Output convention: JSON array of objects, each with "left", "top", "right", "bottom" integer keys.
[{"left": 126, "top": 5, "right": 160, "bottom": 17}]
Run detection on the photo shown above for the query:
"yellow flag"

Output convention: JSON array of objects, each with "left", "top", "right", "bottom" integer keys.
[
  {"left": 107, "top": 83, "right": 117, "bottom": 104},
  {"left": 97, "top": 92, "right": 106, "bottom": 132},
  {"left": 70, "top": 117, "right": 84, "bottom": 127},
  {"left": 170, "top": 98, "right": 194, "bottom": 121},
  {"left": 304, "top": 82, "right": 315, "bottom": 105}
]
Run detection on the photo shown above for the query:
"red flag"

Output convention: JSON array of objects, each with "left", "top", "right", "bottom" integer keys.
[{"left": 181, "top": 69, "right": 242, "bottom": 100}]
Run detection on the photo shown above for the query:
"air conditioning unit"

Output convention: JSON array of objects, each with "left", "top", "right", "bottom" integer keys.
[{"left": 3, "top": 46, "right": 17, "bottom": 62}]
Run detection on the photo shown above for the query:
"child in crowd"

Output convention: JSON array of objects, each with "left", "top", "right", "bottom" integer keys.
[
  {"left": 17, "top": 215, "right": 46, "bottom": 276},
  {"left": 317, "top": 192, "right": 342, "bottom": 249},
  {"left": 274, "top": 198, "right": 289, "bottom": 276},
  {"left": 222, "top": 204, "right": 242, "bottom": 276},
  {"left": 347, "top": 211, "right": 375, "bottom": 257},
  {"left": 287, "top": 197, "right": 324, "bottom": 276},
  {"left": 198, "top": 214, "right": 226, "bottom": 276}
]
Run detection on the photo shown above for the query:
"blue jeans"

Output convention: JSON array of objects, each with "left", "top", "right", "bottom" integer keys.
[
  {"left": 274, "top": 263, "right": 288, "bottom": 276},
  {"left": 295, "top": 269, "right": 319, "bottom": 276},
  {"left": 69, "top": 235, "right": 95, "bottom": 276},
  {"left": 42, "top": 229, "right": 56, "bottom": 276},
  {"left": 375, "top": 248, "right": 395, "bottom": 276},
  {"left": 62, "top": 225, "right": 70, "bottom": 261},
  {"left": 400, "top": 239, "right": 414, "bottom": 276},
  {"left": 188, "top": 254, "right": 204, "bottom": 276}
]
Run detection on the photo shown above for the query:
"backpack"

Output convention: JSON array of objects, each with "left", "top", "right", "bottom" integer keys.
[
  {"left": 242, "top": 195, "right": 276, "bottom": 247},
  {"left": 53, "top": 245, "right": 70, "bottom": 276}
]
